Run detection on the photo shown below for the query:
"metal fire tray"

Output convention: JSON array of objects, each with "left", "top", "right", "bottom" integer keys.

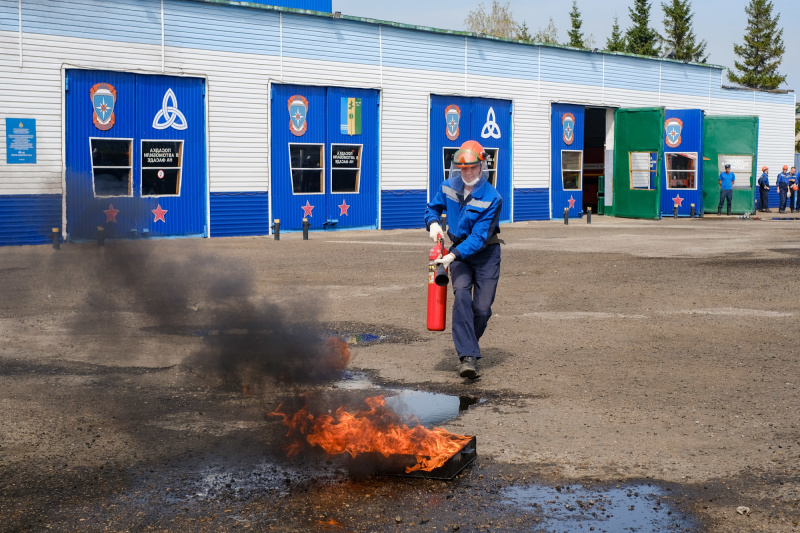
[{"left": 348, "top": 436, "right": 477, "bottom": 480}]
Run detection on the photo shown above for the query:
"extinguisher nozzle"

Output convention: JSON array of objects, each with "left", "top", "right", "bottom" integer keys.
[{"left": 434, "top": 265, "right": 450, "bottom": 286}]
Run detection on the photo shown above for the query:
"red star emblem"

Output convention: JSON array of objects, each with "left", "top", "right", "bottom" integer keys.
[
  {"left": 152, "top": 204, "right": 168, "bottom": 223},
  {"left": 301, "top": 200, "right": 314, "bottom": 217},
  {"left": 673, "top": 194, "right": 684, "bottom": 207},
  {"left": 568, "top": 195, "right": 576, "bottom": 209},
  {"left": 338, "top": 200, "right": 350, "bottom": 216},
  {"left": 103, "top": 203, "right": 119, "bottom": 223}
]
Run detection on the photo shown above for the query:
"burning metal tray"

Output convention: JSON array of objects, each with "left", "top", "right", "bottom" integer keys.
[{"left": 348, "top": 436, "right": 477, "bottom": 480}]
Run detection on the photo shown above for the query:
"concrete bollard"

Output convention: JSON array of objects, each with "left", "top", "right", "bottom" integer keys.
[
  {"left": 441, "top": 213, "right": 448, "bottom": 234},
  {"left": 302, "top": 218, "right": 309, "bottom": 240},
  {"left": 272, "top": 219, "right": 280, "bottom": 240},
  {"left": 673, "top": 206, "right": 678, "bottom": 219},
  {"left": 690, "top": 203, "right": 696, "bottom": 218},
  {"left": 587, "top": 207, "right": 592, "bottom": 224},
  {"left": 564, "top": 208, "right": 569, "bottom": 225},
  {"left": 51, "top": 228, "right": 60, "bottom": 250}
]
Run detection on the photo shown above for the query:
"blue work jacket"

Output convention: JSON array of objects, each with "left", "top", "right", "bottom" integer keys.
[
  {"left": 777, "top": 172, "right": 790, "bottom": 187},
  {"left": 758, "top": 172, "right": 769, "bottom": 188},
  {"left": 425, "top": 175, "right": 502, "bottom": 261}
]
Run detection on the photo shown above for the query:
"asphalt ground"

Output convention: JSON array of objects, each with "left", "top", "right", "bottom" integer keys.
[{"left": 2, "top": 214, "right": 800, "bottom": 532}]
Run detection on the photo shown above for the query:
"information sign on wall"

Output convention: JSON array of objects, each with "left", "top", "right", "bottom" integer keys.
[
  {"left": 718, "top": 155, "right": 752, "bottom": 189},
  {"left": 6, "top": 118, "right": 36, "bottom": 164}
]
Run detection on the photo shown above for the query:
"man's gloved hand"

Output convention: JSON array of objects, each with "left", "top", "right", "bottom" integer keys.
[
  {"left": 434, "top": 253, "right": 455, "bottom": 268},
  {"left": 429, "top": 222, "right": 443, "bottom": 242}
]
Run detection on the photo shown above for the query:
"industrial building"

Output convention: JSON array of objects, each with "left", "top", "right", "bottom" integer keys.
[{"left": 0, "top": 0, "right": 795, "bottom": 245}]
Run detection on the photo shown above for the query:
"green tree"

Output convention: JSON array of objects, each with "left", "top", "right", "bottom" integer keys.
[
  {"left": 518, "top": 21, "right": 532, "bottom": 42},
  {"left": 727, "top": 0, "right": 786, "bottom": 90},
  {"left": 533, "top": 17, "right": 559, "bottom": 44},
  {"left": 464, "top": 1, "right": 519, "bottom": 39},
  {"left": 567, "top": 0, "right": 585, "bottom": 48},
  {"left": 661, "top": 0, "right": 707, "bottom": 62},
  {"left": 625, "top": 0, "right": 660, "bottom": 56},
  {"left": 606, "top": 15, "right": 626, "bottom": 51}
]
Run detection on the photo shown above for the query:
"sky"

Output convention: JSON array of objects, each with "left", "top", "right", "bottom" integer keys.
[{"left": 333, "top": 0, "right": 799, "bottom": 96}]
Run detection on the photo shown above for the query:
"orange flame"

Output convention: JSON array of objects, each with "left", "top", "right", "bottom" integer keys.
[{"left": 270, "top": 395, "right": 472, "bottom": 473}]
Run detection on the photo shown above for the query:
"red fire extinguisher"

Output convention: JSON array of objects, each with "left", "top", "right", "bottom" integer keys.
[{"left": 427, "top": 238, "right": 449, "bottom": 331}]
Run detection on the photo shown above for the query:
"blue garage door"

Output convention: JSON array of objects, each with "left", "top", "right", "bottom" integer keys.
[
  {"left": 65, "top": 70, "right": 206, "bottom": 240},
  {"left": 660, "top": 109, "right": 704, "bottom": 217},
  {"left": 430, "top": 95, "right": 512, "bottom": 223},
  {"left": 551, "top": 103, "right": 585, "bottom": 219},
  {"left": 270, "top": 84, "right": 379, "bottom": 231}
]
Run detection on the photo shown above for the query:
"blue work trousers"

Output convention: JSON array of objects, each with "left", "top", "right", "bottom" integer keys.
[
  {"left": 779, "top": 185, "right": 788, "bottom": 211},
  {"left": 450, "top": 243, "right": 501, "bottom": 359},
  {"left": 759, "top": 188, "right": 769, "bottom": 210},
  {"left": 718, "top": 189, "right": 732, "bottom": 213}
]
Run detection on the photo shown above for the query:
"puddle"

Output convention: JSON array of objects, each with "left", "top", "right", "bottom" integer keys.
[
  {"left": 333, "top": 371, "right": 483, "bottom": 427},
  {"left": 340, "top": 333, "right": 389, "bottom": 344},
  {"left": 503, "top": 483, "right": 697, "bottom": 532}
]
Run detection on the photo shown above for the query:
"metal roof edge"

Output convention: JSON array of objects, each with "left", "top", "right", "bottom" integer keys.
[
  {"left": 721, "top": 84, "right": 794, "bottom": 95},
  {"left": 183, "top": 0, "right": 726, "bottom": 71}
]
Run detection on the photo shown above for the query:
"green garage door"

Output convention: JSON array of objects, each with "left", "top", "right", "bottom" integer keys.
[
  {"left": 612, "top": 108, "right": 665, "bottom": 219},
  {"left": 702, "top": 116, "right": 759, "bottom": 215}
]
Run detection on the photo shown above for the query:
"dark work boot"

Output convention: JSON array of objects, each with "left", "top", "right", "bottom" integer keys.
[
  {"left": 458, "top": 357, "right": 479, "bottom": 379},
  {"left": 727, "top": 209, "right": 731, "bottom": 216},
  {"left": 717, "top": 209, "right": 721, "bottom": 215}
]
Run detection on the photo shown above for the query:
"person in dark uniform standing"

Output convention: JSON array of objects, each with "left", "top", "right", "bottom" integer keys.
[
  {"left": 777, "top": 165, "right": 791, "bottom": 213},
  {"left": 425, "top": 140, "right": 503, "bottom": 380},
  {"left": 788, "top": 166, "right": 797, "bottom": 213},
  {"left": 758, "top": 166, "right": 771, "bottom": 212},
  {"left": 718, "top": 163, "right": 735, "bottom": 215}
]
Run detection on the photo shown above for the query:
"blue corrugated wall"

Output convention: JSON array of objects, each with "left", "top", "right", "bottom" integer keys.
[
  {"left": 0, "top": 195, "right": 62, "bottom": 246},
  {"left": 381, "top": 190, "right": 427, "bottom": 230},
  {"left": 513, "top": 189, "right": 550, "bottom": 221},
  {"left": 210, "top": 193, "right": 270, "bottom": 237}
]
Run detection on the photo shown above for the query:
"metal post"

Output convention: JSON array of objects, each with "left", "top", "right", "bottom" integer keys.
[
  {"left": 272, "top": 219, "right": 280, "bottom": 240},
  {"left": 302, "top": 217, "right": 309, "bottom": 240},
  {"left": 97, "top": 226, "right": 105, "bottom": 246},
  {"left": 51, "top": 227, "right": 60, "bottom": 250},
  {"left": 587, "top": 206, "right": 592, "bottom": 224},
  {"left": 441, "top": 213, "right": 447, "bottom": 234},
  {"left": 673, "top": 206, "right": 678, "bottom": 218},
  {"left": 690, "top": 203, "right": 696, "bottom": 218},
  {"left": 563, "top": 208, "right": 569, "bottom": 225}
]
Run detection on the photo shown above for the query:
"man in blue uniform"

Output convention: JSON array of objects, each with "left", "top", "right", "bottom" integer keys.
[
  {"left": 425, "top": 140, "right": 502, "bottom": 380},
  {"left": 718, "top": 163, "right": 735, "bottom": 215},
  {"left": 757, "top": 166, "right": 771, "bottom": 212},
  {"left": 777, "top": 165, "right": 790, "bottom": 213}
]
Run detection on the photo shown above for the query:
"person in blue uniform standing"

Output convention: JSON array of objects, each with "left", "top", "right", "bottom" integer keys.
[
  {"left": 777, "top": 165, "right": 791, "bottom": 213},
  {"left": 718, "top": 163, "right": 735, "bottom": 215},
  {"left": 757, "top": 166, "right": 771, "bottom": 213},
  {"left": 425, "top": 140, "right": 503, "bottom": 380}
]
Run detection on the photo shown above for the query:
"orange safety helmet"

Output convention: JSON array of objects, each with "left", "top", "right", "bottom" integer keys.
[
  {"left": 762, "top": 166, "right": 768, "bottom": 172},
  {"left": 452, "top": 140, "right": 487, "bottom": 167},
  {"left": 783, "top": 165, "right": 789, "bottom": 170}
]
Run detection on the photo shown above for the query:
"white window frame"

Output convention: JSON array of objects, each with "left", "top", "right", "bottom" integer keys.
[
  {"left": 89, "top": 137, "right": 133, "bottom": 198},
  {"left": 140, "top": 139, "right": 184, "bottom": 198},
  {"left": 288, "top": 142, "right": 325, "bottom": 195},
  {"left": 665, "top": 151, "right": 698, "bottom": 191},
  {"left": 442, "top": 146, "right": 459, "bottom": 180},
  {"left": 330, "top": 143, "right": 363, "bottom": 194},
  {"left": 561, "top": 149, "right": 583, "bottom": 191},
  {"left": 630, "top": 151, "right": 656, "bottom": 190}
]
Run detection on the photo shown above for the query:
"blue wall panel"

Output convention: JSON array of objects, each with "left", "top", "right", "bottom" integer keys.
[
  {"left": 604, "top": 54, "right": 661, "bottom": 93},
  {"left": 513, "top": 189, "right": 549, "bottom": 221},
  {"left": 21, "top": 0, "right": 161, "bottom": 45},
  {"left": 551, "top": 103, "right": 585, "bottom": 219},
  {"left": 661, "top": 109, "right": 704, "bottom": 216},
  {"left": 164, "top": 0, "right": 281, "bottom": 56},
  {"left": 282, "top": 13, "right": 379, "bottom": 65},
  {"left": 382, "top": 26, "right": 465, "bottom": 74},
  {"left": 0, "top": 195, "right": 61, "bottom": 246},
  {"left": 660, "top": 63, "right": 710, "bottom": 98},
  {"left": 0, "top": 0, "right": 16, "bottom": 31},
  {"left": 381, "top": 190, "right": 426, "bottom": 230},
  {"left": 467, "top": 38, "right": 538, "bottom": 81},
  {"left": 210, "top": 192, "right": 269, "bottom": 237},
  {"left": 540, "top": 47, "right": 603, "bottom": 87}
]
